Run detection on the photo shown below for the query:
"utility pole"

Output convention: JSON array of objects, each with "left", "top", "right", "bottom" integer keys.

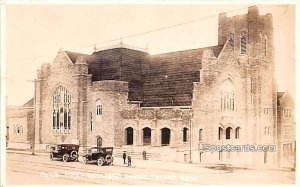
[
  {"left": 93, "top": 43, "right": 97, "bottom": 53},
  {"left": 28, "top": 79, "right": 37, "bottom": 155},
  {"left": 189, "top": 111, "right": 193, "bottom": 163},
  {"left": 120, "top": 39, "right": 123, "bottom": 81}
]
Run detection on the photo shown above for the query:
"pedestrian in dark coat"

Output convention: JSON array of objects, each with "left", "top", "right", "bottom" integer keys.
[
  {"left": 142, "top": 150, "right": 146, "bottom": 160},
  {"left": 123, "top": 151, "right": 126, "bottom": 164},
  {"left": 127, "top": 155, "right": 131, "bottom": 167}
]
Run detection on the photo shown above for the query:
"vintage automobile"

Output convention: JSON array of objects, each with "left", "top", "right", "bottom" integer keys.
[
  {"left": 49, "top": 144, "right": 79, "bottom": 162},
  {"left": 82, "top": 147, "right": 113, "bottom": 166}
]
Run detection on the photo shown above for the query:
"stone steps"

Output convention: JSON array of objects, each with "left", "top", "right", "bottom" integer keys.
[
  {"left": 112, "top": 146, "right": 180, "bottom": 162},
  {"left": 113, "top": 149, "right": 162, "bottom": 160}
]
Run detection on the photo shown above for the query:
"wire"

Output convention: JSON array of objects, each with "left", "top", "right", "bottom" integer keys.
[
  {"left": 29, "top": 5, "right": 256, "bottom": 61},
  {"left": 71, "top": 5, "right": 253, "bottom": 51}
]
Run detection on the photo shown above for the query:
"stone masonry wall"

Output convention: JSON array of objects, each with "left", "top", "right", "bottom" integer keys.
[
  {"left": 190, "top": 6, "right": 276, "bottom": 165},
  {"left": 192, "top": 44, "right": 250, "bottom": 165},
  {"left": 86, "top": 80, "right": 130, "bottom": 148},
  {"left": 35, "top": 50, "right": 89, "bottom": 146},
  {"left": 120, "top": 108, "right": 192, "bottom": 148}
]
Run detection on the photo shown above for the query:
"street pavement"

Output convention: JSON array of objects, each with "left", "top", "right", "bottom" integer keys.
[{"left": 5, "top": 150, "right": 295, "bottom": 185}]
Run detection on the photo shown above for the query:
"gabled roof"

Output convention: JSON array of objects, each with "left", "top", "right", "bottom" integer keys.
[
  {"left": 63, "top": 44, "right": 224, "bottom": 107},
  {"left": 277, "top": 92, "right": 284, "bottom": 99},
  {"left": 65, "top": 51, "right": 89, "bottom": 63},
  {"left": 151, "top": 45, "right": 224, "bottom": 58},
  {"left": 142, "top": 45, "right": 224, "bottom": 107},
  {"left": 22, "top": 98, "right": 34, "bottom": 108},
  {"left": 277, "top": 91, "right": 294, "bottom": 107}
]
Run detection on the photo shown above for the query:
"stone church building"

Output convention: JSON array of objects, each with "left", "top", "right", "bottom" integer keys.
[{"left": 7, "top": 6, "right": 295, "bottom": 167}]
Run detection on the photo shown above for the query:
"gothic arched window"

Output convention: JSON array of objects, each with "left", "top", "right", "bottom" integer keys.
[
  {"left": 221, "top": 78, "right": 235, "bottom": 112},
  {"left": 52, "top": 85, "right": 71, "bottom": 134},
  {"left": 199, "top": 129, "right": 203, "bottom": 141},
  {"left": 96, "top": 100, "right": 102, "bottom": 116},
  {"left": 241, "top": 31, "right": 247, "bottom": 54},
  {"left": 183, "top": 127, "right": 189, "bottom": 142},
  {"left": 264, "top": 36, "right": 268, "bottom": 56}
]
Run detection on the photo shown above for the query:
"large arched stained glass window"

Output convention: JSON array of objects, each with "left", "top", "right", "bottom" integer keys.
[{"left": 52, "top": 86, "right": 71, "bottom": 134}]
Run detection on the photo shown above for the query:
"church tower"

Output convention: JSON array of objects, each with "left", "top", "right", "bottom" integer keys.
[{"left": 217, "top": 6, "right": 277, "bottom": 165}]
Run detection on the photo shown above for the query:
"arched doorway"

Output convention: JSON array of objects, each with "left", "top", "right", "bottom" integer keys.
[
  {"left": 142, "top": 127, "right": 151, "bottom": 145},
  {"left": 235, "top": 127, "right": 241, "bottom": 139},
  {"left": 161, "top": 128, "right": 170, "bottom": 146},
  {"left": 125, "top": 127, "right": 133, "bottom": 145},
  {"left": 226, "top": 127, "right": 232, "bottom": 139},
  {"left": 218, "top": 127, "right": 223, "bottom": 140},
  {"left": 96, "top": 136, "right": 102, "bottom": 147},
  {"left": 264, "top": 151, "right": 267, "bottom": 164},
  {"left": 183, "top": 127, "right": 188, "bottom": 142}
]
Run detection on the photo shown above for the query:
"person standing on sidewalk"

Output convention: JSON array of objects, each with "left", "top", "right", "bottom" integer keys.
[
  {"left": 127, "top": 155, "right": 131, "bottom": 167},
  {"left": 123, "top": 151, "right": 126, "bottom": 164},
  {"left": 142, "top": 150, "right": 146, "bottom": 160}
]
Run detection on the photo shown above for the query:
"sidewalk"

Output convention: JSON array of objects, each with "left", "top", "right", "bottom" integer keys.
[
  {"left": 6, "top": 149, "right": 49, "bottom": 156},
  {"left": 6, "top": 149, "right": 292, "bottom": 172},
  {"left": 111, "top": 157, "right": 227, "bottom": 174},
  {"left": 6, "top": 149, "right": 225, "bottom": 174}
]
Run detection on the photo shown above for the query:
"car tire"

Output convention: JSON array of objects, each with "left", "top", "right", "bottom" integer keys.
[
  {"left": 50, "top": 153, "right": 54, "bottom": 160},
  {"left": 105, "top": 155, "right": 112, "bottom": 164},
  {"left": 97, "top": 157, "right": 105, "bottom": 166},
  {"left": 70, "top": 150, "right": 78, "bottom": 161},
  {"left": 75, "top": 155, "right": 79, "bottom": 162},
  {"left": 83, "top": 157, "right": 88, "bottom": 164},
  {"left": 62, "top": 154, "right": 69, "bottom": 162}
]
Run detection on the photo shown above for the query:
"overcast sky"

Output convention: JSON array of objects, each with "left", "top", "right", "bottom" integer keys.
[{"left": 4, "top": 4, "right": 295, "bottom": 106}]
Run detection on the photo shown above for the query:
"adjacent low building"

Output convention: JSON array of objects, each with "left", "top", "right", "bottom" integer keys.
[{"left": 6, "top": 99, "right": 34, "bottom": 150}]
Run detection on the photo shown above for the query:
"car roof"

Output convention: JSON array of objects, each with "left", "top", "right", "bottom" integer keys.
[
  {"left": 90, "top": 147, "right": 114, "bottom": 149},
  {"left": 57, "top": 144, "right": 79, "bottom": 147}
]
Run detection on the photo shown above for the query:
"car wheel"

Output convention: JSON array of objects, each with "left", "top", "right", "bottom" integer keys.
[
  {"left": 71, "top": 150, "right": 77, "bottom": 158},
  {"left": 97, "top": 157, "right": 105, "bottom": 166},
  {"left": 105, "top": 155, "right": 112, "bottom": 164},
  {"left": 75, "top": 155, "right": 79, "bottom": 162},
  {"left": 50, "top": 153, "right": 54, "bottom": 160},
  {"left": 62, "top": 154, "right": 69, "bottom": 162},
  {"left": 83, "top": 157, "right": 88, "bottom": 164},
  {"left": 70, "top": 150, "right": 78, "bottom": 161}
]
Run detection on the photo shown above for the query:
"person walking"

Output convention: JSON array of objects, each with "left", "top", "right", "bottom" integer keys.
[
  {"left": 123, "top": 151, "right": 126, "bottom": 164},
  {"left": 142, "top": 150, "right": 147, "bottom": 160},
  {"left": 127, "top": 155, "right": 131, "bottom": 167}
]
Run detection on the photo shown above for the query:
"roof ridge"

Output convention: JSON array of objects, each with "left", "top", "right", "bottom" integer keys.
[{"left": 151, "top": 45, "right": 224, "bottom": 57}]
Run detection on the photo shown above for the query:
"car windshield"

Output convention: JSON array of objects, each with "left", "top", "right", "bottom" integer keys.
[
  {"left": 105, "top": 148, "right": 113, "bottom": 153},
  {"left": 56, "top": 146, "right": 61, "bottom": 151},
  {"left": 88, "top": 148, "right": 98, "bottom": 154}
]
